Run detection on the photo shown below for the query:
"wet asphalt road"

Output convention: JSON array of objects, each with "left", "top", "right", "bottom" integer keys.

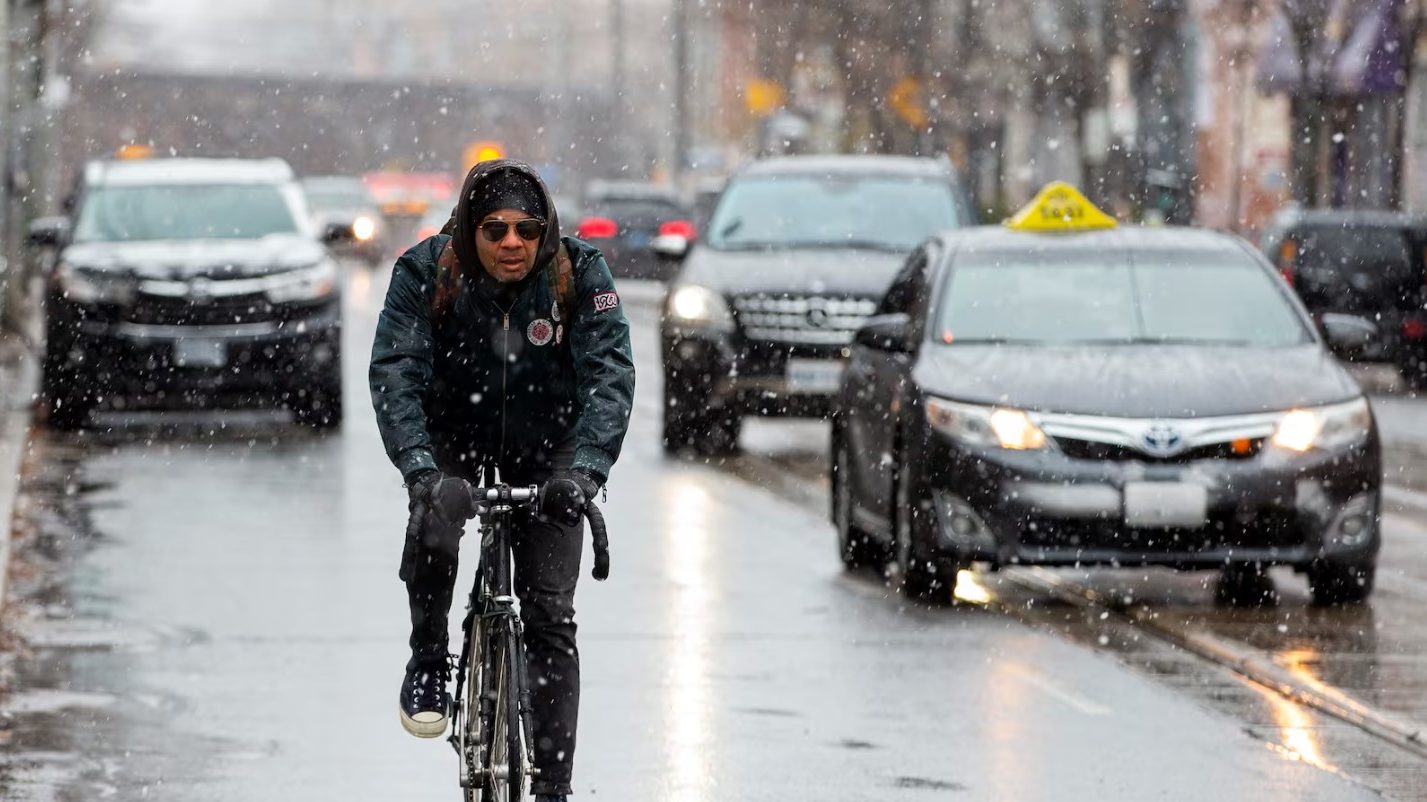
[{"left": 2, "top": 264, "right": 1427, "bottom": 799}]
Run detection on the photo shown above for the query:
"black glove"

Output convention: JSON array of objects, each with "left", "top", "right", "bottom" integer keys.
[
  {"left": 538, "top": 468, "right": 601, "bottom": 527},
  {"left": 406, "top": 469, "right": 442, "bottom": 510}
]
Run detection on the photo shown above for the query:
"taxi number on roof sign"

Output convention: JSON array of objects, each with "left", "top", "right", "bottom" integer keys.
[{"left": 1005, "top": 181, "right": 1118, "bottom": 232}]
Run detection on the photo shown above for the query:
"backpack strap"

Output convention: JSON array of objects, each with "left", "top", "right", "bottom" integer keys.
[
  {"left": 431, "top": 239, "right": 461, "bottom": 329},
  {"left": 547, "top": 242, "right": 577, "bottom": 332}
]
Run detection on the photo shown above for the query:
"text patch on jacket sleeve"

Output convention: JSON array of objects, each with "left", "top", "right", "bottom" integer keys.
[{"left": 592, "top": 291, "right": 620, "bottom": 313}]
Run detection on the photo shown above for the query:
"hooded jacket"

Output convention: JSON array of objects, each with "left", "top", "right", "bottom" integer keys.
[{"left": 369, "top": 160, "right": 635, "bottom": 482}]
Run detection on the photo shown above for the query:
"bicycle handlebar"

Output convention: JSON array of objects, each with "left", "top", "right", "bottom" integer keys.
[{"left": 462, "top": 482, "right": 610, "bottom": 582}]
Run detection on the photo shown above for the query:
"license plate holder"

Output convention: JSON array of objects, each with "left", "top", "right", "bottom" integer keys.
[
  {"left": 1123, "top": 482, "right": 1208, "bottom": 528},
  {"left": 785, "top": 358, "right": 844, "bottom": 394},
  {"left": 173, "top": 338, "right": 227, "bottom": 369}
]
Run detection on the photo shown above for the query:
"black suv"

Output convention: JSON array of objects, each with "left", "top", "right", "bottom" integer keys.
[
  {"left": 1260, "top": 208, "right": 1427, "bottom": 387},
  {"left": 28, "top": 157, "right": 346, "bottom": 429},
  {"left": 657, "top": 155, "right": 971, "bottom": 452}
]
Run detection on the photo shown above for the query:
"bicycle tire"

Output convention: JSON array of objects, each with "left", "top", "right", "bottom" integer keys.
[
  {"left": 480, "top": 630, "right": 518, "bottom": 802},
  {"left": 459, "top": 613, "right": 485, "bottom": 802},
  {"left": 504, "top": 636, "right": 525, "bottom": 798}
]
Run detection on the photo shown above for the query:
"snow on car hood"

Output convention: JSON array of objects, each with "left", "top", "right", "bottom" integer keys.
[{"left": 61, "top": 234, "right": 328, "bottom": 279}]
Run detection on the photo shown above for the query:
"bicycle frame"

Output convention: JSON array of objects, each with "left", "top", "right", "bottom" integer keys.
[{"left": 451, "top": 485, "right": 539, "bottom": 798}]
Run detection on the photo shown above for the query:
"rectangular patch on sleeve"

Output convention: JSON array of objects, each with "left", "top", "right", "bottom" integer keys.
[{"left": 592, "top": 291, "right": 620, "bottom": 313}]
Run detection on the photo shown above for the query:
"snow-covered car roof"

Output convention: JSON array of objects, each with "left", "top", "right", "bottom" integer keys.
[{"left": 84, "top": 157, "right": 296, "bottom": 187}]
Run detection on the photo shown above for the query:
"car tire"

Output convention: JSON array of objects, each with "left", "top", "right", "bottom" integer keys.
[
  {"left": 831, "top": 426, "right": 882, "bottom": 570},
  {"left": 41, "top": 322, "right": 95, "bottom": 431},
  {"left": 1214, "top": 563, "right": 1276, "bottom": 607},
  {"left": 1307, "top": 557, "right": 1375, "bottom": 606},
  {"left": 891, "top": 444, "right": 955, "bottom": 604}
]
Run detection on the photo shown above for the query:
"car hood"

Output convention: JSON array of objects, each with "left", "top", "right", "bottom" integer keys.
[
  {"left": 678, "top": 245, "right": 905, "bottom": 297},
  {"left": 917, "top": 344, "right": 1361, "bottom": 418},
  {"left": 61, "top": 235, "right": 328, "bottom": 279}
]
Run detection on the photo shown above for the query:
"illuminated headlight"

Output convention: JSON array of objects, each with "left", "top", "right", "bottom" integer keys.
[
  {"left": 266, "top": 259, "right": 338, "bottom": 303},
  {"left": 925, "top": 397, "right": 1048, "bottom": 450},
  {"left": 1270, "top": 398, "right": 1371, "bottom": 452},
  {"left": 352, "top": 216, "right": 377, "bottom": 242},
  {"left": 665, "top": 285, "right": 732, "bottom": 330},
  {"left": 55, "top": 263, "right": 133, "bottom": 305}
]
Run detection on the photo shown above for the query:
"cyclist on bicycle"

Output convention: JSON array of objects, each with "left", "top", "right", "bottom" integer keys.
[{"left": 370, "top": 159, "right": 634, "bottom": 801}]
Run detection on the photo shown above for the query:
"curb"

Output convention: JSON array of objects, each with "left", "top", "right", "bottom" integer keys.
[{"left": 0, "top": 336, "right": 38, "bottom": 608}]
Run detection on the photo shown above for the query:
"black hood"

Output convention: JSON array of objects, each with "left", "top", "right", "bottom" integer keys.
[
  {"left": 916, "top": 344, "right": 1361, "bottom": 418},
  {"left": 444, "top": 159, "right": 561, "bottom": 293}
]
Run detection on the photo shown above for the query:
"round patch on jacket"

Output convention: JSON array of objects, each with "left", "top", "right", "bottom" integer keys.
[{"left": 527, "top": 318, "right": 554, "bottom": 346}]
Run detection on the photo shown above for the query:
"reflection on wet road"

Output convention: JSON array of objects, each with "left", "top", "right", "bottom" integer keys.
[{"left": 0, "top": 269, "right": 1418, "bottom": 799}]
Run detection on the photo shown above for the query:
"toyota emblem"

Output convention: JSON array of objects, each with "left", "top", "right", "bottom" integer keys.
[{"left": 1141, "top": 423, "right": 1184, "bottom": 457}]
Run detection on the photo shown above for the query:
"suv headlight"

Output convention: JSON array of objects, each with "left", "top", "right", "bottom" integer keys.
[
  {"left": 665, "top": 284, "right": 732, "bottom": 330},
  {"left": 266, "top": 259, "right": 338, "bottom": 303},
  {"left": 1270, "top": 398, "right": 1371, "bottom": 452},
  {"left": 55, "top": 263, "right": 134, "bottom": 305},
  {"left": 925, "top": 397, "right": 1048, "bottom": 450}
]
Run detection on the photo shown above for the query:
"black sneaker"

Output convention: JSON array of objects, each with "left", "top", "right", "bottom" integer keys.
[{"left": 399, "top": 661, "right": 450, "bottom": 738}]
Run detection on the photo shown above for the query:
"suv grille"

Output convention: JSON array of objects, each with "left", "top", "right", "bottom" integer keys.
[
  {"left": 126, "top": 291, "right": 282, "bottom": 326},
  {"left": 731, "top": 294, "right": 878, "bottom": 346}
]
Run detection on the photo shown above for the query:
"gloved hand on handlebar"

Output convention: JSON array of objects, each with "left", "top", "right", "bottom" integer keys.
[
  {"left": 406, "top": 469, "right": 473, "bottom": 532},
  {"left": 538, "top": 468, "right": 601, "bottom": 527}
]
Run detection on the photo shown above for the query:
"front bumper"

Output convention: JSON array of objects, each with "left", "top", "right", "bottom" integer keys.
[
  {"left": 909, "top": 428, "right": 1381, "bottom": 569},
  {"left": 662, "top": 327, "right": 846, "bottom": 417},
  {"left": 55, "top": 298, "right": 341, "bottom": 405}
]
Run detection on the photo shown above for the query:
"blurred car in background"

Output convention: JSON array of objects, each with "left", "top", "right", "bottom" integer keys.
[
  {"left": 28, "top": 157, "right": 347, "bottom": 430},
  {"left": 1260, "top": 208, "right": 1427, "bottom": 387},
  {"left": 658, "top": 155, "right": 971, "bottom": 453},
  {"left": 301, "top": 175, "right": 385, "bottom": 266},
  {"left": 577, "top": 180, "right": 692, "bottom": 280},
  {"left": 363, "top": 170, "right": 455, "bottom": 219},
  {"left": 834, "top": 185, "right": 1380, "bottom": 605},
  {"left": 413, "top": 202, "right": 454, "bottom": 244}
]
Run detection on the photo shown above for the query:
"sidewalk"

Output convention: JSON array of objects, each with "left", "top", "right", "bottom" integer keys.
[{"left": 0, "top": 331, "right": 37, "bottom": 607}]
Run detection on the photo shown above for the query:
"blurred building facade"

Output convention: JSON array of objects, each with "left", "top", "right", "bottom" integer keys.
[{"left": 677, "top": 0, "right": 1423, "bottom": 235}]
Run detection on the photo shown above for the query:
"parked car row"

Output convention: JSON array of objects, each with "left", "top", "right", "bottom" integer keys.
[{"left": 656, "top": 163, "right": 1383, "bottom": 606}]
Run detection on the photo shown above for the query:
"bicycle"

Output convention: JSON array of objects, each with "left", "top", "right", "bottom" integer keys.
[{"left": 414, "top": 481, "right": 608, "bottom": 802}]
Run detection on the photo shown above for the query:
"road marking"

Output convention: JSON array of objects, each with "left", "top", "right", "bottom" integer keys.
[{"left": 1005, "top": 664, "right": 1112, "bottom": 716}]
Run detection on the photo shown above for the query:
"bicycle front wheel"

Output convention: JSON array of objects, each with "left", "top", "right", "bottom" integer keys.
[{"left": 480, "top": 628, "right": 525, "bottom": 801}]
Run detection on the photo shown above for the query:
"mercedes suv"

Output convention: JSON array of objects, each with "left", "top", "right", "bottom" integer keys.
[
  {"left": 658, "top": 155, "right": 971, "bottom": 452},
  {"left": 29, "top": 157, "right": 346, "bottom": 429}
]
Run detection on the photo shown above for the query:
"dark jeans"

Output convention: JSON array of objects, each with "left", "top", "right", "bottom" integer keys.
[{"left": 406, "top": 439, "right": 582, "bottom": 796}]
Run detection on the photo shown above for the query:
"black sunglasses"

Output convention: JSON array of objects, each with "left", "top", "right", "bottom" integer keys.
[{"left": 479, "top": 218, "right": 545, "bottom": 242}]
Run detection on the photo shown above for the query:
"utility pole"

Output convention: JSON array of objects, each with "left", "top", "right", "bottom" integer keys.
[
  {"left": 611, "top": 0, "right": 629, "bottom": 171},
  {"left": 673, "top": 0, "right": 689, "bottom": 179}
]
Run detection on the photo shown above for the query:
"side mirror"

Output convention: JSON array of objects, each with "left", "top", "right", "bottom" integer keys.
[
  {"left": 322, "top": 221, "right": 356, "bottom": 245},
  {"left": 854, "top": 313, "right": 913, "bottom": 352},
  {"left": 652, "top": 233, "right": 691, "bottom": 262},
  {"left": 27, "top": 216, "right": 70, "bottom": 248},
  {"left": 1320, "top": 312, "right": 1378, "bottom": 356}
]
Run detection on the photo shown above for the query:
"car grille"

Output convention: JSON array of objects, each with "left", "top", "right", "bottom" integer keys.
[
  {"left": 124, "top": 291, "right": 283, "bottom": 326},
  {"left": 1053, "top": 436, "right": 1266, "bottom": 463},
  {"left": 731, "top": 294, "right": 878, "bottom": 346}
]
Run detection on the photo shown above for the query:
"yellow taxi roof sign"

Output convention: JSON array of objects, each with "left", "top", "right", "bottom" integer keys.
[
  {"left": 115, "top": 144, "right": 154, "bottom": 160},
  {"left": 1005, "top": 181, "right": 1117, "bottom": 232}
]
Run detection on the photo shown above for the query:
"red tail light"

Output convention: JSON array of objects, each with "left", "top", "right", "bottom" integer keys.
[
  {"left": 1404, "top": 319, "right": 1427, "bottom": 340},
  {"left": 416, "top": 226, "right": 439, "bottom": 241},
  {"left": 659, "top": 219, "right": 697, "bottom": 240},
  {"left": 578, "top": 216, "right": 618, "bottom": 239},
  {"left": 1278, "top": 241, "right": 1297, "bottom": 288},
  {"left": 1279, "top": 266, "right": 1295, "bottom": 287}
]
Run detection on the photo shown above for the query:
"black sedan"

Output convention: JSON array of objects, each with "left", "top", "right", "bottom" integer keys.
[{"left": 833, "top": 199, "right": 1380, "bottom": 606}]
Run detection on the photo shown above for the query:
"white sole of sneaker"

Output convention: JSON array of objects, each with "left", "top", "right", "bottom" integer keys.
[{"left": 400, "top": 705, "right": 448, "bottom": 738}]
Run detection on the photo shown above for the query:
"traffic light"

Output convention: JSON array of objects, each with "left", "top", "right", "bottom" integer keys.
[{"left": 463, "top": 141, "right": 505, "bottom": 172}]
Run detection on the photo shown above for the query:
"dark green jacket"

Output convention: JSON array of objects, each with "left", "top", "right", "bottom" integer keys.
[{"left": 369, "top": 233, "right": 635, "bottom": 482}]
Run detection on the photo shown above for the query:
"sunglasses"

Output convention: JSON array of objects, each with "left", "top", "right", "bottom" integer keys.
[{"left": 479, "top": 218, "right": 545, "bottom": 242}]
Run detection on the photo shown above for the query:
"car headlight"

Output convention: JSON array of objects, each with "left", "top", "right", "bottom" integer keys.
[
  {"left": 55, "top": 263, "right": 134, "bottom": 305},
  {"left": 665, "top": 284, "right": 732, "bottom": 330},
  {"left": 1270, "top": 398, "right": 1371, "bottom": 452},
  {"left": 266, "top": 259, "right": 338, "bottom": 303},
  {"left": 925, "top": 397, "right": 1048, "bottom": 450},
  {"left": 352, "top": 215, "right": 377, "bottom": 242}
]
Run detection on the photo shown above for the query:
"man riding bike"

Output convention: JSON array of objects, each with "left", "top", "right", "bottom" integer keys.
[{"left": 370, "top": 159, "right": 635, "bottom": 801}]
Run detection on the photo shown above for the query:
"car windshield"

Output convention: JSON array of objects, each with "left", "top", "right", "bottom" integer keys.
[
  {"left": 706, "top": 174, "right": 958, "bottom": 251},
  {"left": 937, "top": 249, "right": 1311, "bottom": 347},
  {"left": 74, "top": 183, "right": 301, "bottom": 242},
  {"left": 302, "top": 179, "right": 373, "bottom": 210}
]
